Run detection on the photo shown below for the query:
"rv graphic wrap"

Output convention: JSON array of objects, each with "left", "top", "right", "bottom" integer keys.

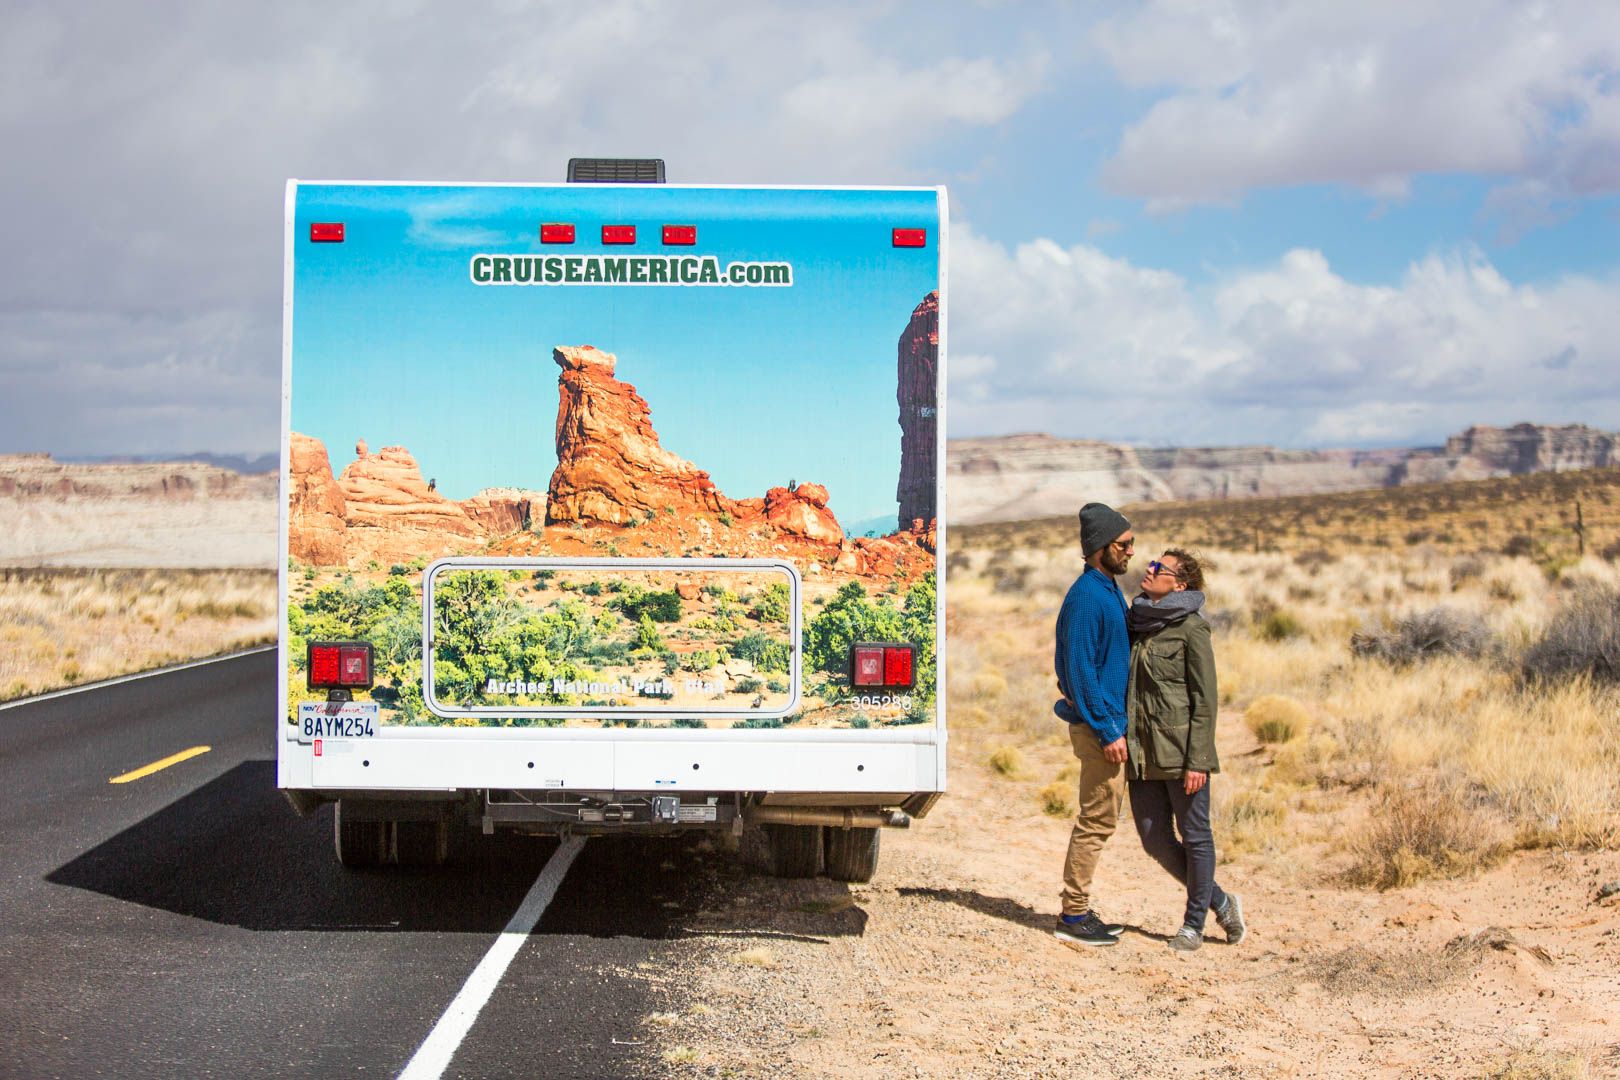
[{"left": 284, "top": 183, "right": 941, "bottom": 732}]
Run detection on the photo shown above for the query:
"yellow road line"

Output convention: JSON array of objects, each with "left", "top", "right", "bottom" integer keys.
[{"left": 109, "top": 745, "right": 211, "bottom": 784}]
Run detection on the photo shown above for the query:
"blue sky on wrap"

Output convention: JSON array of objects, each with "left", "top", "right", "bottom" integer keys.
[
  {"left": 2, "top": 0, "right": 1618, "bottom": 459},
  {"left": 291, "top": 184, "right": 939, "bottom": 515}
]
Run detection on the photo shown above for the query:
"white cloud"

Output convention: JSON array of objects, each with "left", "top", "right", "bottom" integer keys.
[
  {"left": 0, "top": 0, "right": 1044, "bottom": 454},
  {"left": 1094, "top": 1, "right": 1620, "bottom": 208},
  {"left": 948, "top": 225, "right": 1620, "bottom": 446}
]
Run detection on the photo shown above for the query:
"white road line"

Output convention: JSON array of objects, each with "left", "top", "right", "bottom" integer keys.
[
  {"left": 397, "top": 837, "right": 587, "bottom": 1080},
  {"left": 0, "top": 645, "right": 277, "bottom": 711}
]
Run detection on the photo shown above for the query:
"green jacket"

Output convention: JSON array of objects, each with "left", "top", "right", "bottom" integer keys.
[{"left": 1125, "top": 612, "right": 1220, "bottom": 781}]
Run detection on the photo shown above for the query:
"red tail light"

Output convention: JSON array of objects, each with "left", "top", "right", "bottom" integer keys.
[
  {"left": 308, "top": 641, "right": 374, "bottom": 690},
  {"left": 892, "top": 228, "right": 926, "bottom": 248},
  {"left": 883, "top": 645, "right": 913, "bottom": 687},
  {"left": 602, "top": 225, "right": 636, "bottom": 244},
  {"left": 662, "top": 225, "right": 696, "bottom": 245},
  {"left": 310, "top": 222, "right": 345, "bottom": 243},
  {"left": 309, "top": 644, "right": 341, "bottom": 686},
  {"left": 540, "top": 223, "right": 575, "bottom": 243}
]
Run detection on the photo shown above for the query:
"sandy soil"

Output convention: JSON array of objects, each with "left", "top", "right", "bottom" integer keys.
[{"left": 640, "top": 716, "right": 1620, "bottom": 1079}]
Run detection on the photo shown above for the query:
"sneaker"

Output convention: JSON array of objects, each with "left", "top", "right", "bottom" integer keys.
[
  {"left": 1214, "top": 893, "right": 1246, "bottom": 945},
  {"left": 1053, "top": 911, "right": 1120, "bottom": 947},
  {"left": 1166, "top": 925, "right": 1202, "bottom": 952}
]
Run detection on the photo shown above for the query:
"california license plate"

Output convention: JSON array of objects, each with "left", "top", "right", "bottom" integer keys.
[{"left": 297, "top": 701, "right": 379, "bottom": 739}]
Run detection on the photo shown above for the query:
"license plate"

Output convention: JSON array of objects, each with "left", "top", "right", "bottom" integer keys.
[{"left": 297, "top": 701, "right": 379, "bottom": 739}]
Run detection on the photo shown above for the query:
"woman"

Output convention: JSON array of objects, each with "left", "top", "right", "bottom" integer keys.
[{"left": 1125, "top": 548, "right": 1247, "bottom": 951}]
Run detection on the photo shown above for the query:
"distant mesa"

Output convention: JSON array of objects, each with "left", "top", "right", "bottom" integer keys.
[
  {"left": 947, "top": 422, "right": 1620, "bottom": 525},
  {"left": 0, "top": 452, "right": 275, "bottom": 500}
]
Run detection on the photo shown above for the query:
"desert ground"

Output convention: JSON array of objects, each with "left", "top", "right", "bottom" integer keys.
[
  {"left": 4, "top": 459, "right": 1617, "bottom": 1075},
  {"left": 633, "top": 470, "right": 1620, "bottom": 1078}
]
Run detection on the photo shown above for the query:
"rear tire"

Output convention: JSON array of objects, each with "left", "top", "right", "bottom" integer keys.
[
  {"left": 765, "top": 824, "right": 823, "bottom": 878},
  {"left": 395, "top": 819, "right": 450, "bottom": 866},
  {"left": 334, "top": 802, "right": 385, "bottom": 868},
  {"left": 824, "top": 827, "right": 880, "bottom": 883}
]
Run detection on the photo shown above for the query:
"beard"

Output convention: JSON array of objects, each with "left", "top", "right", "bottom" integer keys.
[{"left": 1099, "top": 545, "right": 1131, "bottom": 576}]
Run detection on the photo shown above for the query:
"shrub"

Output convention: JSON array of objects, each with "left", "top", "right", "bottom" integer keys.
[
  {"left": 1038, "top": 781, "right": 1074, "bottom": 817},
  {"left": 1521, "top": 585, "right": 1620, "bottom": 684},
  {"left": 1343, "top": 782, "right": 1503, "bottom": 890},
  {"left": 1293, "top": 548, "right": 1338, "bottom": 573},
  {"left": 1254, "top": 608, "right": 1303, "bottom": 642},
  {"left": 736, "top": 677, "right": 764, "bottom": 694},
  {"left": 987, "top": 745, "right": 1026, "bottom": 778},
  {"left": 1244, "top": 695, "right": 1310, "bottom": 743},
  {"left": 1448, "top": 556, "right": 1486, "bottom": 589},
  {"left": 1350, "top": 608, "right": 1494, "bottom": 666},
  {"left": 1501, "top": 535, "right": 1537, "bottom": 558}
]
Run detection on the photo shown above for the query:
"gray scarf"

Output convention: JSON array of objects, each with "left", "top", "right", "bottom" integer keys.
[{"left": 1127, "top": 590, "right": 1205, "bottom": 640}]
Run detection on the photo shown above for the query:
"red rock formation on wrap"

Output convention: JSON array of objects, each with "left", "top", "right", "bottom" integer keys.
[
  {"left": 287, "top": 432, "right": 347, "bottom": 565},
  {"left": 547, "top": 345, "right": 731, "bottom": 525},
  {"left": 461, "top": 489, "right": 537, "bottom": 536},
  {"left": 288, "top": 436, "right": 541, "bottom": 566},
  {"left": 897, "top": 291, "right": 938, "bottom": 532},
  {"left": 761, "top": 482, "right": 843, "bottom": 547}
]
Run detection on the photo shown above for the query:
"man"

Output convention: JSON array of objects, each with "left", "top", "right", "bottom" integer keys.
[{"left": 1052, "top": 502, "right": 1133, "bottom": 947}]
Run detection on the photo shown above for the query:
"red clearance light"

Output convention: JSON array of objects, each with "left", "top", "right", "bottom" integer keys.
[
  {"left": 540, "top": 223, "right": 575, "bottom": 244},
  {"left": 602, "top": 225, "right": 636, "bottom": 244},
  {"left": 852, "top": 645, "right": 885, "bottom": 688},
  {"left": 310, "top": 222, "right": 345, "bottom": 243},
  {"left": 662, "top": 225, "right": 696, "bottom": 245},
  {"left": 883, "top": 645, "right": 914, "bottom": 688},
  {"left": 892, "top": 228, "right": 926, "bottom": 248}
]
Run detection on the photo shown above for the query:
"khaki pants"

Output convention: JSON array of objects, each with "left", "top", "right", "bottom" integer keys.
[{"left": 1060, "top": 723, "right": 1124, "bottom": 916}]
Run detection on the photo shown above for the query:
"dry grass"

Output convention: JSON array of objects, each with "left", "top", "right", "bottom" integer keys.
[
  {"left": 1244, "top": 694, "right": 1311, "bottom": 743},
  {"left": 1343, "top": 781, "right": 1507, "bottom": 889},
  {"left": 0, "top": 568, "right": 276, "bottom": 701},
  {"left": 988, "top": 745, "right": 1028, "bottom": 778},
  {"left": 732, "top": 947, "right": 777, "bottom": 968},
  {"left": 1037, "top": 781, "right": 1074, "bottom": 818},
  {"left": 1481, "top": 1048, "right": 1597, "bottom": 1080},
  {"left": 950, "top": 469, "right": 1620, "bottom": 888}
]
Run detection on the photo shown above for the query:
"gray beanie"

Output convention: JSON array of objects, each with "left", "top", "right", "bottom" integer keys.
[{"left": 1079, "top": 502, "right": 1130, "bottom": 557}]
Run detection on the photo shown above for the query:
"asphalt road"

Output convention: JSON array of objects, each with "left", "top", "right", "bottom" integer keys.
[{"left": 0, "top": 651, "right": 729, "bottom": 1079}]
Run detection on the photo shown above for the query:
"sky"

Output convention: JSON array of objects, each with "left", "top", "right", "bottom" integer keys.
[
  {"left": 3, "top": 0, "right": 1618, "bottom": 460},
  {"left": 290, "top": 183, "right": 939, "bottom": 517}
]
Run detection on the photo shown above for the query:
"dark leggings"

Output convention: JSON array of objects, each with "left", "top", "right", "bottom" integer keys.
[{"left": 1128, "top": 778, "right": 1227, "bottom": 932}]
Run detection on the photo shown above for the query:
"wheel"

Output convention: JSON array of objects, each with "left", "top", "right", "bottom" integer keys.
[
  {"left": 394, "top": 819, "right": 450, "bottom": 866},
  {"left": 824, "top": 827, "right": 880, "bottom": 883},
  {"left": 334, "top": 802, "right": 385, "bottom": 868},
  {"left": 765, "top": 824, "right": 824, "bottom": 878}
]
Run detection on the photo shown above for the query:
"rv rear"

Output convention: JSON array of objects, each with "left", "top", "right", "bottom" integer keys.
[{"left": 279, "top": 170, "right": 945, "bottom": 881}]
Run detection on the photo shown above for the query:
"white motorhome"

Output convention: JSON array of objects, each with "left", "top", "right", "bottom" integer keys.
[{"left": 279, "top": 160, "right": 945, "bottom": 881}]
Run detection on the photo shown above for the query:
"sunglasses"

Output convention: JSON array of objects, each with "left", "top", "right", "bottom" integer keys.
[{"left": 1145, "top": 560, "right": 1180, "bottom": 578}]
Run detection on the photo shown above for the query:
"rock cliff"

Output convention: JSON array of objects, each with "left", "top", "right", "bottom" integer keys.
[
  {"left": 287, "top": 433, "right": 347, "bottom": 565},
  {"left": 286, "top": 437, "right": 542, "bottom": 566},
  {"left": 897, "top": 291, "right": 938, "bottom": 531},
  {"left": 547, "top": 345, "right": 729, "bottom": 526}
]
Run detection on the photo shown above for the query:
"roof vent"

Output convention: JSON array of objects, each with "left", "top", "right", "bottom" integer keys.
[{"left": 566, "top": 158, "right": 666, "bottom": 184}]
